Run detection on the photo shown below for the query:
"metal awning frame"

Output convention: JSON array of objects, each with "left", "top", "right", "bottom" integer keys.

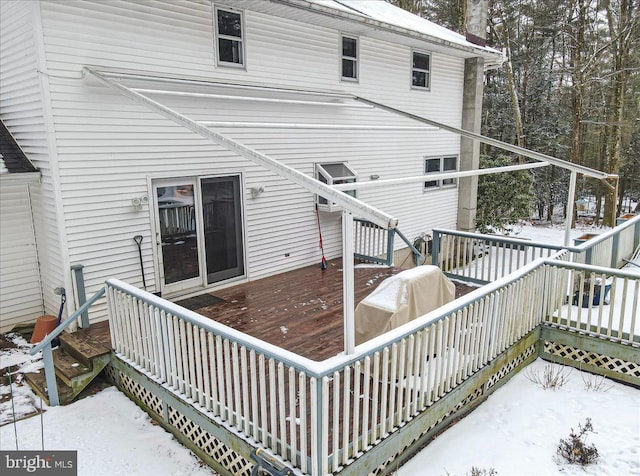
[
  {"left": 82, "top": 67, "right": 398, "bottom": 231},
  {"left": 82, "top": 67, "right": 616, "bottom": 354}
]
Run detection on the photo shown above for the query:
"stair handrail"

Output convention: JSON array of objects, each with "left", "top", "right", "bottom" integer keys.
[
  {"left": 29, "top": 286, "right": 106, "bottom": 406},
  {"left": 394, "top": 228, "right": 425, "bottom": 266}
]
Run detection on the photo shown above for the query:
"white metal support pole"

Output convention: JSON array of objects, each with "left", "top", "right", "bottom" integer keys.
[
  {"left": 564, "top": 171, "right": 578, "bottom": 247},
  {"left": 343, "top": 211, "right": 355, "bottom": 355}
]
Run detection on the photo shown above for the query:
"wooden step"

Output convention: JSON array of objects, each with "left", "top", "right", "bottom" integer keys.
[
  {"left": 59, "top": 330, "right": 110, "bottom": 368},
  {"left": 53, "top": 347, "right": 91, "bottom": 388},
  {"left": 24, "top": 370, "right": 74, "bottom": 406}
]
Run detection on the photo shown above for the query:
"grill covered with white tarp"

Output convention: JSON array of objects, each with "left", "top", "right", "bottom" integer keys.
[{"left": 354, "top": 265, "right": 456, "bottom": 345}]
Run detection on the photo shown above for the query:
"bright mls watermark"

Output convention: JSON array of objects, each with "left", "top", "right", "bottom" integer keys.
[{"left": 1, "top": 451, "right": 77, "bottom": 475}]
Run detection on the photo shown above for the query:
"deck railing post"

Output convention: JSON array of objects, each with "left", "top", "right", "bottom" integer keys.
[
  {"left": 71, "top": 264, "right": 89, "bottom": 328},
  {"left": 585, "top": 248, "right": 593, "bottom": 266},
  {"left": 42, "top": 344, "right": 59, "bottom": 406},
  {"left": 611, "top": 233, "right": 620, "bottom": 268},
  {"left": 431, "top": 231, "right": 441, "bottom": 266},
  {"left": 386, "top": 228, "right": 395, "bottom": 266}
]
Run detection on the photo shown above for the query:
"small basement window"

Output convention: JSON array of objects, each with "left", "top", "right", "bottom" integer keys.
[
  {"left": 412, "top": 50, "right": 431, "bottom": 90},
  {"left": 424, "top": 155, "right": 457, "bottom": 189},
  {"left": 215, "top": 7, "right": 244, "bottom": 67},
  {"left": 341, "top": 35, "right": 358, "bottom": 81},
  {"left": 316, "top": 162, "right": 358, "bottom": 211}
]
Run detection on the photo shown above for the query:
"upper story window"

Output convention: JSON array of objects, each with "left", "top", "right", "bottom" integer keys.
[
  {"left": 215, "top": 7, "right": 244, "bottom": 67},
  {"left": 341, "top": 35, "right": 358, "bottom": 81},
  {"left": 424, "top": 155, "right": 457, "bottom": 189},
  {"left": 412, "top": 50, "right": 431, "bottom": 90},
  {"left": 316, "top": 162, "right": 358, "bottom": 211}
]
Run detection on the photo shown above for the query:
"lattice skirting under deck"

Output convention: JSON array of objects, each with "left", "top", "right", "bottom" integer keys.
[
  {"left": 543, "top": 341, "right": 640, "bottom": 379},
  {"left": 167, "top": 407, "right": 252, "bottom": 475},
  {"left": 367, "top": 342, "right": 537, "bottom": 476},
  {"left": 105, "top": 362, "right": 253, "bottom": 475},
  {"left": 486, "top": 344, "right": 537, "bottom": 389}
]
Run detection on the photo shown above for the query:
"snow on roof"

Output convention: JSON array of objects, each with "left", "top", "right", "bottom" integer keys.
[
  {"left": 307, "top": 0, "right": 500, "bottom": 55},
  {"left": 335, "top": 1, "right": 469, "bottom": 46}
]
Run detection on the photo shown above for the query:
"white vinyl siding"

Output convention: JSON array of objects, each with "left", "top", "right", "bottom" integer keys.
[
  {"left": 0, "top": 177, "right": 44, "bottom": 331},
  {"left": 32, "top": 0, "right": 463, "bottom": 322},
  {"left": 0, "top": 0, "right": 64, "bottom": 320}
]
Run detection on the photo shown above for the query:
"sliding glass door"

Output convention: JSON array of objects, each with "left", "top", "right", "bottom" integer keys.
[
  {"left": 153, "top": 175, "right": 244, "bottom": 295},
  {"left": 201, "top": 176, "right": 244, "bottom": 283}
]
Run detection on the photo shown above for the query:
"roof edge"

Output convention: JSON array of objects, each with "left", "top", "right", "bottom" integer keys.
[{"left": 271, "top": 0, "right": 504, "bottom": 62}]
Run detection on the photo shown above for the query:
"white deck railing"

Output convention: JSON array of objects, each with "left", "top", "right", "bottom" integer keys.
[
  {"left": 105, "top": 216, "right": 639, "bottom": 475},
  {"left": 107, "top": 261, "right": 547, "bottom": 474},
  {"left": 433, "top": 214, "right": 640, "bottom": 283},
  {"left": 107, "top": 279, "right": 317, "bottom": 473},
  {"left": 353, "top": 219, "right": 393, "bottom": 265},
  {"left": 543, "top": 261, "right": 639, "bottom": 345}
]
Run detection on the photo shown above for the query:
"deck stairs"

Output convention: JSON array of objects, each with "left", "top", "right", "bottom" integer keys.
[{"left": 25, "top": 327, "right": 111, "bottom": 405}]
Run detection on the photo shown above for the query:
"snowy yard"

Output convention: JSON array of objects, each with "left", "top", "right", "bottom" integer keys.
[
  {"left": 2, "top": 351, "right": 637, "bottom": 476},
  {"left": 1, "top": 222, "right": 638, "bottom": 475},
  {"left": 399, "top": 359, "right": 640, "bottom": 476}
]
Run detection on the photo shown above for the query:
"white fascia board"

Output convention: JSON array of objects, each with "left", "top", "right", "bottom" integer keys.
[{"left": 82, "top": 67, "right": 398, "bottom": 230}]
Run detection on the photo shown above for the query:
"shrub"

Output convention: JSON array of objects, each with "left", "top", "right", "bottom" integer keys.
[
  {"left": 556, "top": 418, "right": 599, "bottom": 466},
  {"left": 469, "top": 467, "right": 498, "bottom": 476},
  {"left": 581, "top": 372, "right": 613, "bottom": 392},
  {"left": 524, "top": 364, "right": 571, "bottom": 390},
  {"left": 476, "top": 155, "right": 534, "bottom": 234}
]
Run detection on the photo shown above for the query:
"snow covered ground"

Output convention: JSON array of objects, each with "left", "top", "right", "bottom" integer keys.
[
  {"left": 399, "top": 359, "right": 640, "bottom": 476},
  {"left": 1, "top": 222, "right": 638, "bottom": 476},
  {"left": 1, "top": 386, "right": 213, "bottom": 476},
  {"left": 2, "top": 356, "right": 637, "bottom": 476}
]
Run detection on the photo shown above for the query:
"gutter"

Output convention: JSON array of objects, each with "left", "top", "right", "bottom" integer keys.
[{"left": 0, "top": 171, "right": 41, "bottom": 183}]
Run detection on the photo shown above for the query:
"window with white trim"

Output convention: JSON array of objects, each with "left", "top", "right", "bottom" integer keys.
[
  {"left": 412, "top": 50, "right": 431, "bottom": 90},
  {"left": 316, "top": 162, "right": 358, "bottom": 211},
  {"left": 215, "top": 7, "right": 244, "bottom": 67},
  {"left": 341, "top": 35, "right": 358, "bottom": 81},
  {"left": 424, "top": 155, "right": 457, "bottom": 189}
]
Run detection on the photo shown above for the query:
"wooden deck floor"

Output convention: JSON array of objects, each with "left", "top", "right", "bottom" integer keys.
[{"left": 180, "top": 260, "right": 476, "bottom": 361}]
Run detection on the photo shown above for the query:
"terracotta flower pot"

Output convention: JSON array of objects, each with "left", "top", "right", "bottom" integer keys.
[{"left": 30, "top": 315, "right": 58, "bottom": 344}]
